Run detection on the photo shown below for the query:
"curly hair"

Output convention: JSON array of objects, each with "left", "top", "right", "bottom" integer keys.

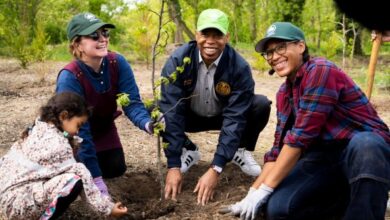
[{"left": 21, "top": 92, "right": 92, "bottom": 149}]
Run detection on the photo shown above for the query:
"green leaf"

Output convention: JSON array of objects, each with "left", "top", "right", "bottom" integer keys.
[
  {"left": 153, "top": 122, "right": 165, "bottom": 135},
  {"left": 169, "top": 73, "right": 177, "bottom": 82},
  {"left": 151, "top": 109, "right": 160, "bottom": 120},
  {"left": 183, "top": 57, "right": 191, "bottom": 65},
  {"left": 144, "top": 99, "right": 154, "bottom": 109},
  {"left": 176, "top": 66, "right": 184, "bottom": 73},
  {"left": 154, "top": 79, "right": 162, "bottom": 87},
  {"left": 161, "top": 77, "right": 170, "bottom": 85},
  {"left": 116, "top": 93, "right": 130, "bottom": 107}
]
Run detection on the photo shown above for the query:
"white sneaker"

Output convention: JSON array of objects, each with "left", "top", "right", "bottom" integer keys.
[
  {"left": 387, "top": 198, "right": 390, "bottom": 211},
  {"left": 180, "top": 147, "right": 201, "bottom": 173},
  {"left": 232, "top": 148, "right": 261, "bottom": 176}
]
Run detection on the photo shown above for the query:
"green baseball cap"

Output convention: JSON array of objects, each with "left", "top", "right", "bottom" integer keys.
[
  {"left": 67, "top": 12, "right": 115, "bottom": 41},
  {"left": 197, "top": 9, "right": 229, "bottom": 35},
  {"left": 255, "top": 22, "right": 305, "bottom": 52}
]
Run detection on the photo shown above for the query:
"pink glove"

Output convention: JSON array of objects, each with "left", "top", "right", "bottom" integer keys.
[{"left": 93, "top": 176, "right": 110, "bottom": 197}]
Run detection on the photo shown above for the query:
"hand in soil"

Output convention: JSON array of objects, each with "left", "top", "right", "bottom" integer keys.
[
  {"left": 219, "top": 187, "right": 256, "bottom": 215},
  {"left": 218, "top": 202, "right": 242, "bottom": 216},
  {"left": 164, "top": 168, "right": 182, "bottom": 201},
  {"left": 193, "top": 168, "right": 219, "bottom": 205},
  {"left": 110, "top": 202, "right": 128, "bottom": 217}
]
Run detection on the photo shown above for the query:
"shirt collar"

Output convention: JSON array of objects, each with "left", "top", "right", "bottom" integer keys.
[
  {"left": 77, "top": 57, "right": 107, "bottom": 76},
  {"left": 287, "top": 58, "right": 310, "bottom": 83},
  {"left": 198, "top": 51, "right": 223, "bottom": 66}
]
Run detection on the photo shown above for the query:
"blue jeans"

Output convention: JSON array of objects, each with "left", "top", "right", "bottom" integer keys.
[{"left": 265, "top": 132, "right": 390, "bottom": 220}]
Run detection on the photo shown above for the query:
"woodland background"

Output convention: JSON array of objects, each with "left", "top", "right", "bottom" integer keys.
[{"left": 0, "top": 0, "right": 389, "bottom": 71}]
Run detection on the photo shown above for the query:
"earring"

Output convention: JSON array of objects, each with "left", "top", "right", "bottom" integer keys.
[{"left": 63, "top": 131, "right": 69, "bottom": 138}]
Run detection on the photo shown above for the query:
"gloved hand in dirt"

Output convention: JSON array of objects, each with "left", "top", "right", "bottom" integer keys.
[
  {"left": 240, "top": 184, "right": 274, "bottom": 220},
  {"left": 93, "top": 176, "right": 110, "bottom": 197},
  {"left": 110, "top": 202, "right": 128, "bottom": 217},
  {"left": 218, "top": 187, "right": 256, "bottom": 216}
]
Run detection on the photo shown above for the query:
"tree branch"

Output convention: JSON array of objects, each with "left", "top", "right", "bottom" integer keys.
[{"left": 156, "top": 94, "right": 199, "bottom": 123}]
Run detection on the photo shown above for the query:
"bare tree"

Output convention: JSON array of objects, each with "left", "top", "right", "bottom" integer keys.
[
  {"left": 231, "top": 0, "right": 244, "bottom": 43},
  {"left": 248, "top": 0, "right": 258, "bottom": 42},
  {"left": 349, "top": 21, "right": 359, "bottom": 64},
  {"left": 149, "top": 0, "right": 195, "bottom": 201},
  {"left": 167, "top": 0, "right": 195, "bottom": 44},
  {"left": 151, "top": 0, "right": 168, "bottom": 200},
  {"left": 335, "top": 14, "right": 359, "bottom": 69}
]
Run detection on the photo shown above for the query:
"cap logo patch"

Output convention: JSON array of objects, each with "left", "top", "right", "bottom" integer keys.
[
  {"left": 215, "top": 81, "right": 231, "bottom": 96},
  {"left": 266, "top": 25, "right": 276, "bottom": 37},
  {"left": 84, "top": 13, "right": 98, "bottom": 22}
]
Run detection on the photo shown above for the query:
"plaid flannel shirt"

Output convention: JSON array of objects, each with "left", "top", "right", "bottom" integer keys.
[{"left": 264, "top": 57, "right": 390, "bottom": 162}]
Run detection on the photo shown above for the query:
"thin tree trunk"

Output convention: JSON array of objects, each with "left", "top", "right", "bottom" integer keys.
[
  {"left": 316, "top": 0, "right": 321, "bottom": 49},
  {"left": 249, "top": 0, "right": 257, "bottom": 42},
  {"left": 350, "top": 22, "right": 358, "bottom": 65},
  {"left": 342, "top": 15, "right": 346, "bottom": 69},
  {"left": 152, "top": 0, "right": 166, "bottom": 200},
  {"left": 167, "top": 0, "right": 195, "bottom": 43},
  {"left": 167, "top": 0, "right": 184, "bottom": 43},
  {"left": 232, "top": 0, "right": 244, "bottom": 43}
]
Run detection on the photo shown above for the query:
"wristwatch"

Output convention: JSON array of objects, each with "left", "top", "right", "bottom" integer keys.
[{"left": 211, "top": 165, "right": 223, "bottom": 175}]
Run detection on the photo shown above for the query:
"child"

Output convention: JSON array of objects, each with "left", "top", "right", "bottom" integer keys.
[{"left": 0, "top": 92, "right": 127, "bottom": 219}]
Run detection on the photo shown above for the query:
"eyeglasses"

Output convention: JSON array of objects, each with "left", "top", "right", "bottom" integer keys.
[
  {"left": 85, "top": 29, "right": 110, "bottom": 41},
  {"left": 261, "top": 41, "right": 299, "bottom": 60}
]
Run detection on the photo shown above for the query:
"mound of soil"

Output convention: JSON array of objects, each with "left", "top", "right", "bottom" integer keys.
[{"left": 60, "top": 162, "right": 256, "bottom": 220}]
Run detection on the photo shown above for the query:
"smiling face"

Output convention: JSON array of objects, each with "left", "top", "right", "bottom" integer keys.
[
  {"left": 196, "top": 28, "right": 229, "bottom": 66},
  {"left": 77, "top": 28, "right": 110, "bottom": 62},
  {"left": 264, "top": 39, "right": 306, "bottom": 80}
]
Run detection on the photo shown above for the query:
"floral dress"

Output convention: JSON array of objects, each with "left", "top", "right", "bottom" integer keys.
[{"left": 0, "top": 119, "right": 114, "bottom": 219}]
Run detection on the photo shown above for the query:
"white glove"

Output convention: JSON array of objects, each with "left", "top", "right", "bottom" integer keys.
[
  {"left": 387, "top": 198, "right": 390, "bottom": 211},
  {"left": 240, "top": 184, "right": 274, "bottom": 220},
  {"left": 145, "top": 114, "right": 165, "bottom": 135},
  {"left": 219, "top": 187, "right": 256, "bottom": 215},
  {"left": 145, "top": 121, "right": 153, "bottom": 134}
]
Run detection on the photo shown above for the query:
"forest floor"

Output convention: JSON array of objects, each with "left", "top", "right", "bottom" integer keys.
[{"left": 0, "top": 57, "right": 389, "bottom": 219}]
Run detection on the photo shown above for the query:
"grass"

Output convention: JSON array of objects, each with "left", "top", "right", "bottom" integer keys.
[{"left": 46, "top": 43, "right": 72, "bottom": 61}]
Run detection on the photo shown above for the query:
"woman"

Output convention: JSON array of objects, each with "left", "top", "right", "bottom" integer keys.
[
  {"left": 56, "top": 12, "right": 155, "bottom": 196},
  {"left": 222, "top": 22, "right": 390, "bottom": 220}
]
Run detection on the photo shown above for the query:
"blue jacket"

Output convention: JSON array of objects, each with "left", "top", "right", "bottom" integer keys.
[
  {"left": 56, "top": 53, "right": 150, "bottom": 177},
  {"left": 160, "top": 41, "right": 255, "bottom": 168}
]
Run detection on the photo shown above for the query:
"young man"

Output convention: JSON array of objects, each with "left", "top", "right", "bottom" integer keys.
[
  {"left": 223, "top": 22, "right": 390, "bottom": 220},
  {"left": 159, "top": 9, "right": 271, "bottom": 205}
]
